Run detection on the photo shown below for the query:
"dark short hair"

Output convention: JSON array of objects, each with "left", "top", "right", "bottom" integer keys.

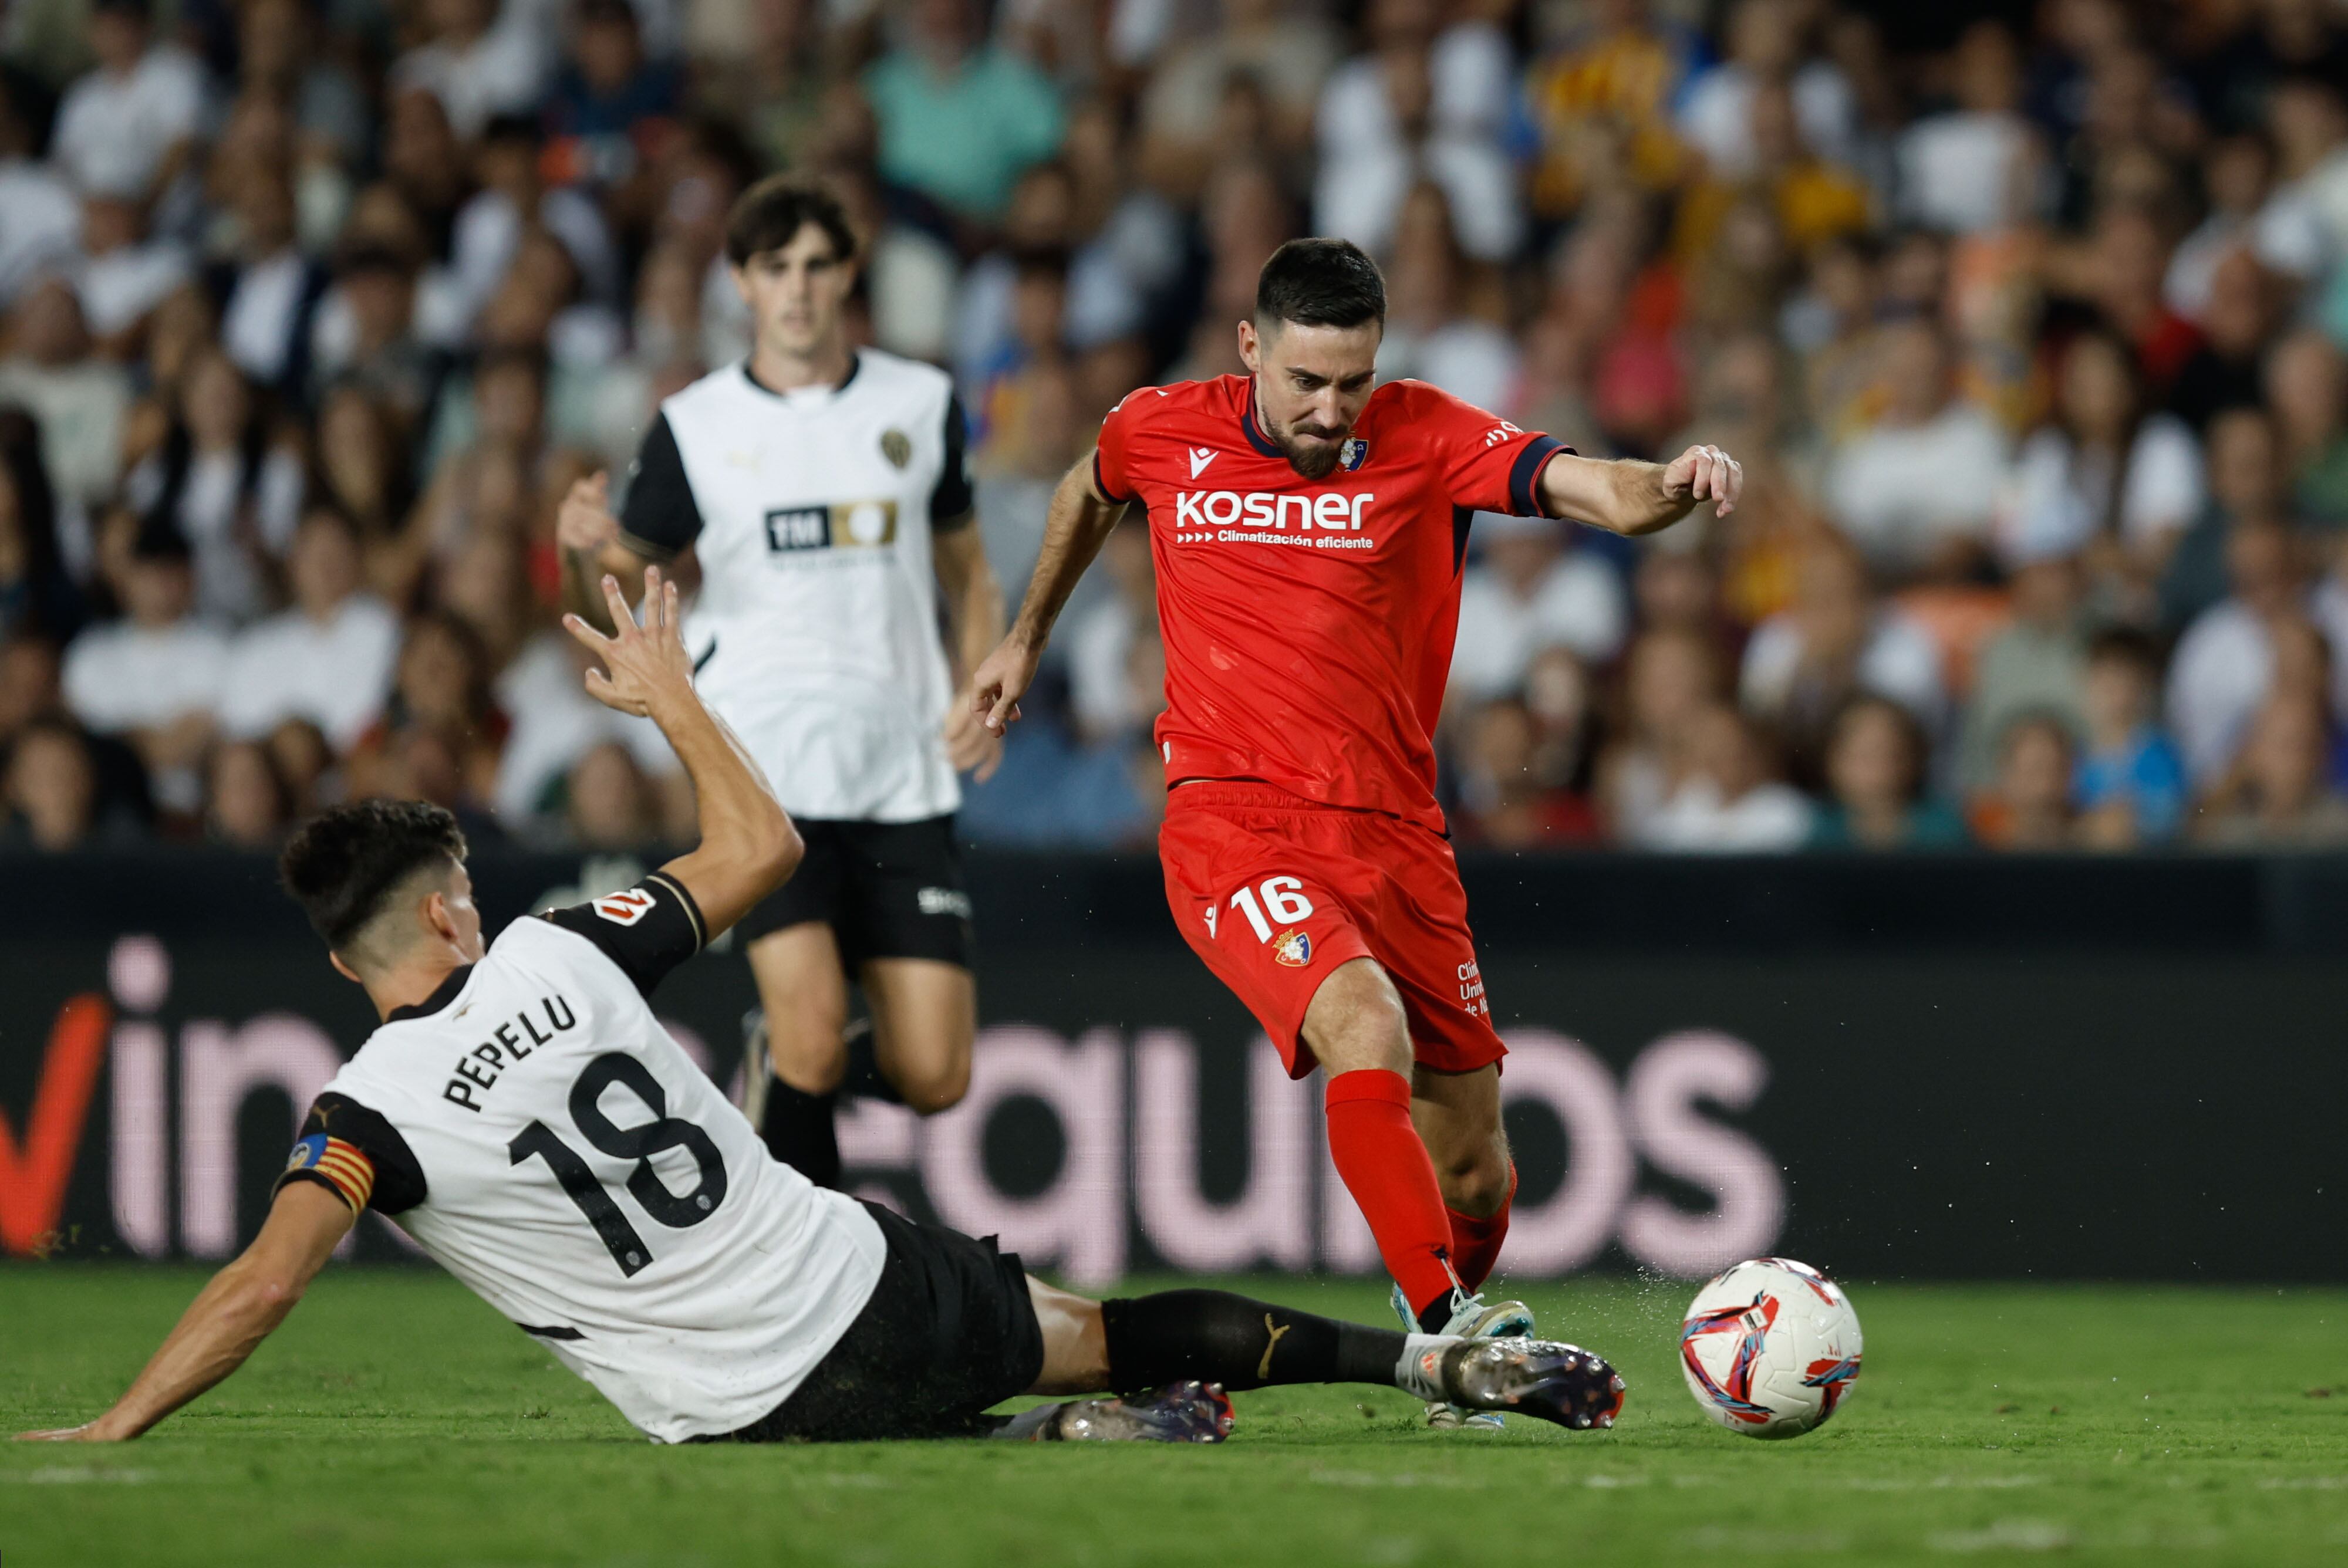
[
  {"left": 1255, "top": 238, "right": 1386, "bottom": 332},
  {"left": 279, "top": 799, "right": 468, "bottom": 954},
  {"left": 2086, "top": 625, "right": 2160, "bottom": 674},
  {"left": 724, "top": 175, "right": 858, "bottom": 269}
]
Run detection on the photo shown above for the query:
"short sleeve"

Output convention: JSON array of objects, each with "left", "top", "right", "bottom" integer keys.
[
  {"left": 1092, "top": 390, "right": 1142, "bottom": 503},
  {"left": 932, "top": 393, "right": 975, "bottom": 528},
  {"left": 537, "top": 871, "right": 707, "bottom": 996},
  {"left": 1413, "top": 384, "right": 1572, "bottom": 518},
  {"left": 618, "top": 414, "right": 703, "bottom": 561},
  {"left": 276, "top": 1092, "right": 427, "bottom": 1215}
]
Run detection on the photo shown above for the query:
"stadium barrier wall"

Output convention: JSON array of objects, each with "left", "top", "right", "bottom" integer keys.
[{"left": 4, "top": 848, "right": 2345, "bottom": 1285}]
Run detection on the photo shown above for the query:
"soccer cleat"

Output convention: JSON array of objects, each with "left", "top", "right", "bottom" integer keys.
[
  {"left": 1392, "top": 1283, "right": 1537, "bottom": 1430},
  {"left": 1430, "top": 1338, "right": 1627, "bottom": 1433},
  {"left": 991, "top": 1381, "right": 1235, "bottom": 1444},
  {"left": 737, "top": 1009, "right": 770, "bottom": 1127}
]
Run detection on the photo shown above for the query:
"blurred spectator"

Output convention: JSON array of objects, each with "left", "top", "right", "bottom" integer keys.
[
  {"left": 1065, "top": 515, "right": 1156, "bottom": 745},
  {"left": 861, "top": 0, "right": 1064, "bottom": 225},
  {"left": 1451, "top": 512, "right": 1628, "bottom": 704},
  {"left": 202, "top": 739, "right": 291, "bottom": 847},
  {"left": 1136, "top": 0, "right": 1339, "bottom": 196},
  {"left": 562, "top": 738, "right": 660, "bottom": 849},
  {"left": 0, "top": 410, "right": 83, "bottom": 643},
  {"left": 1958, "top": 549, "right": 2087, "bottom": 791},
  {"left": 308, "top": 247, "right": 445, "bottom": 435},
  {"left": 2196, "top": 695, "right": 2348, "bottom": 848},
  {"left": 1314, "top": 0, "right": 1521, "bottom": 263},
  {"left": 1675, "top": 0, "right": 1854, "bottom": 182},
  {"left": 2160, "top": 406, "right": 2286, "bottom": 633},
  {"left": 2074, "top": 627, "right": 2188, "bottom": 847},
  {"left": 75, "top": 194, "right": 192, "bottom": 349},
  {"left": 1, "top": 718, "right": 120, "bottom": 849},
  {"left": 0, "top": 280, "right": 132, "bottom": 511},
  {"left": 2001, "top": 328, "right": 2202, "bottom": 573},
  {"left": 1970, "top": 711, "right": 2077, "bottom": 850},
  {"left": 1895, "top": 21, "right": 2042, "bottom": 235},
  {"left": 346, "top": 611, "right": 509, "bottom": 812},
  {"left": 0, "top": 84, "right": 79, "bottom": 302},
  {"left": 59, "top": 523, "right": 225, "bottom": 813},
  {"left": 1598, "top": 627, "right": 1720, "bottom": 839},
  {"left": 217, "top": 509, "right": 401, "bottom": 751},
  {"left": 1378, "top": 183, "right": 1517, "bottom": 412},
  {"left": 1637, "top": 704, "right": 1813, "bottom": 851},
  {"left": 1810, "top": 694, "right": 1966, "bottom": 850},
  {"left": 1821, "top": 316, "right": 2010, "bottom": 580},
  {"left": 123, "top": 347, "right": 303, "bottom": 623},
  {"left": 2167, "top": 518, "right": 2303, "bottom": 786},
  {"left": 542, "top": 0, "right": 682, "bottom": 195},
  {"left": 1453, "top": 695, "right": 1600, "bottom": 848},
  {"left": 391, "top": 0, "right": 552, "bottom": 142},
  {"left": 1740, "top": 535, "right": 1945, "bottom": 782},
  {"left": 49, "top": 0, "right": 205, "bottom": 205},
  {"left": 0, "top": 633, "right": 63, "bottom": 752},
  {"left": 1524, "top": 0, "right": 1698, "bottom": 221},
  {"left": 212, "top": 165, "right": 330, "bottom": 400},
  {"left": 2264, "top": 328, "right": 2348, "bottom": 530},
  {"left": 2167, "top": 248, "right": 2279, "bottom": 434}
]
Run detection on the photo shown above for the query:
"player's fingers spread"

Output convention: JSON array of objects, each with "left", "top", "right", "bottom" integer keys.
[
  {"left": 642, "top": 565, "right": 664, "bottom": 630},
  {"left": 663, "top": 579, "right": 682, "bottom": 637},
  {"left": 561, "top": 612, "right": 610, "bottom": 652},
  {"left": 601, "top": 574, "right": 634, "bottom": 633}
]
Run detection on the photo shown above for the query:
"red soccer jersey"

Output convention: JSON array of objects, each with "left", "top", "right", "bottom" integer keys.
[{"left": 1094, "top": 374, "right": 1573, "bottom": 833}]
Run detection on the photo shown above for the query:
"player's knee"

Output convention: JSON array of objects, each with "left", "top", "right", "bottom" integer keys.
[
  {"left": 1306, "top": 961, "right": 1412, "bottom": 1076},
  {"left": 894, "top": 1057, "right": 970, "bottom": 1116},
  {"left": 1436, "top": 1143, "right": 1511, "bottom": 1217},
  {"left": 767, "top": 1007, "right": 851, "bottom": 1094}
]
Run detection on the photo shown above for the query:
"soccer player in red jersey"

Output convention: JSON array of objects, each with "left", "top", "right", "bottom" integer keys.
[{"left": 970, "top": 239, "right": 1740, "bottom": 1425}]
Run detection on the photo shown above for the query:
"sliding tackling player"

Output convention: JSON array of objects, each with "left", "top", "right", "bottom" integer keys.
[
  {"left": 17, "top": 566, "right": 1625, "bottom": 1447},
  {"left": 559, "top": 175, "right": 1000, "bottom": 1191}
]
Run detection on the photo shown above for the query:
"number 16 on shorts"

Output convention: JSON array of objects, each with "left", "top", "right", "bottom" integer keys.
[{"left": 1207, "top": 875, "right": 1317, "bottom": 967}]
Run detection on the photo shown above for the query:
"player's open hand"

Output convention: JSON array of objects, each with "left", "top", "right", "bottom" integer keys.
[
  {"left": 969, "top": 635, "right": 1041, "bottom": 737},
  {"left": 564, "top": 566, "right": 690, "bottom": 718},
  {"left": 556, "top": 471, "right": 619, "bottom": 554},
  {"left": 14, "top": 1422, "right": 116, "bottom": 1442},
  {"left": 1659, "top": 444, "right": 1743, "bottom": 520},
  {"left": 944, "top": 695, "right": 1005, "bottom": 781}
]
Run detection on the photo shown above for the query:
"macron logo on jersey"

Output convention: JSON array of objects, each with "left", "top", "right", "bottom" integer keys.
[
  {"left": 593, "top": 890, "right": 656, "bottom": 927},
  {"left": 1189, "top": 447, "right": 1217, "bottom": 478}
]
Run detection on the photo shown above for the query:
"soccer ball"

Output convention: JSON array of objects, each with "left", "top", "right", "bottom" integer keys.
[{"left": 1679, "top": 1257, "right": 1863, "bottom": 1439}]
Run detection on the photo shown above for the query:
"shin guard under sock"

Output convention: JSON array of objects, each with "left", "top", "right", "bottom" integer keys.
[
  {"left": 1099, "top": 1290, "right": 1408, "bottom": 1393},
  {"left": 1323, "top": 1069, "right": 1460, "bottom": 1330},
  {"left": 1446, "top": 1162, "right": 1517, "bottom": 1292}
]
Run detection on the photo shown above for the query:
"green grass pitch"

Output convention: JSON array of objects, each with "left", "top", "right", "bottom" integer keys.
[{"left": 4, "top": 1266, "right": 2347, "bottom": 1566}]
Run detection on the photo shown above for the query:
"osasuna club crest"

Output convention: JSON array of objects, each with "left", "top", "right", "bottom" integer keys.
[
  {"left": 879, "top": 428, "right": 912, "bottom": 468},
  {"left": 1340, "top": 437, "right": 1369, "bottom": 471}
]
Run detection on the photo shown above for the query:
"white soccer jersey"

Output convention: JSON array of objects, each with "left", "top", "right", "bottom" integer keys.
[
  {"left": 278, "top": 874, "right": 886, "bottom": 1442},
  {"left": 618, "top": 352, "right": 975, "bottom": 823}
]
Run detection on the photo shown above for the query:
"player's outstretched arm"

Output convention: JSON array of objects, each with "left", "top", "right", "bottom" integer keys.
[
  {"left": 565, "top": 566, "right": 802, "bottom": 937},
  {"left": 933, "top": 522, "right": 1007, "bottom": 781},
  {"left": 1538, "top": 444, "right": 1743, "bottom": 536},
  {"left": 15, "top": 1182, "right": 355, "bottom": 1442},
  {"left": 970, "top": 449, "right": 1128, "bottom": 735}
]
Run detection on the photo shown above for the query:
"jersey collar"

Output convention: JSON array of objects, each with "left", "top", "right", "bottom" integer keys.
[
  {"left": 742, "top": 351, "right": 860, "bottom": 401},
  {"left": 387, "top": 963, "right": 474, "bottom": 1023},
  {"left": 1239, "top": 380, "right": 1285, "bottom": 459}
]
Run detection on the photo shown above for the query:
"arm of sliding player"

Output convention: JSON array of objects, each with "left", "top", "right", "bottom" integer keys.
[
  {"left": 15, "top": 1181, "right": 355, "bottom": 1441},
  {"left": 967, "top": 449, "right": 1129, "bottom": 734},
  {"left": 565, "top": 567, "right": 802, "bottom": 938}
]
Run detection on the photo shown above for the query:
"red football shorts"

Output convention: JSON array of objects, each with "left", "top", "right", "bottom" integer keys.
[{"left": 1158, "top": 783, "right": 1506, "bottom": 1080}]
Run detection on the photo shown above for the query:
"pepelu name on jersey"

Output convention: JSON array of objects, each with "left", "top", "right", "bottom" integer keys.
[
  {"left": 1173, "top": 489, "right": 1374, "bottom": 531},
  {"left": 443, "top": 995, "right": 580, "bottom": 1113}
]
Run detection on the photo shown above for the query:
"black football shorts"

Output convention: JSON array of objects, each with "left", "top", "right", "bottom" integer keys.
[
  {"left": 714, "top": 1201, "right": 1044, "bottom": 1442},
  {"left": 734, "top": 815, "right": 974, "bottom": 968}
]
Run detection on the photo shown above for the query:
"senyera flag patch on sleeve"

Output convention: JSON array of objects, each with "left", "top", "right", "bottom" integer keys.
[{"left": 285, "top": 1133, "right": 376, "bottom": 1213}]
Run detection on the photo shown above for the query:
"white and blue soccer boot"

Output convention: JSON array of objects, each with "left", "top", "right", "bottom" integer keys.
[{"left": 1393, "top": 1284, "right": 1537, "bottom": 1430}]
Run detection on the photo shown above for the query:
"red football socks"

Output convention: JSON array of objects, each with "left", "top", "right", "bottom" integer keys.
[
  {"left": 1446, "top": 1161, "right": 1517, "bottom": 1291},
  {"left": 1324, "top": 1069, "right": 1459, "bottom": 1324}
]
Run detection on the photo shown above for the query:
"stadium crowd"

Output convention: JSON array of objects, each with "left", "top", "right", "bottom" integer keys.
[{"left": 0, "top": 0, "right": 2346, "bottom": 854}]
